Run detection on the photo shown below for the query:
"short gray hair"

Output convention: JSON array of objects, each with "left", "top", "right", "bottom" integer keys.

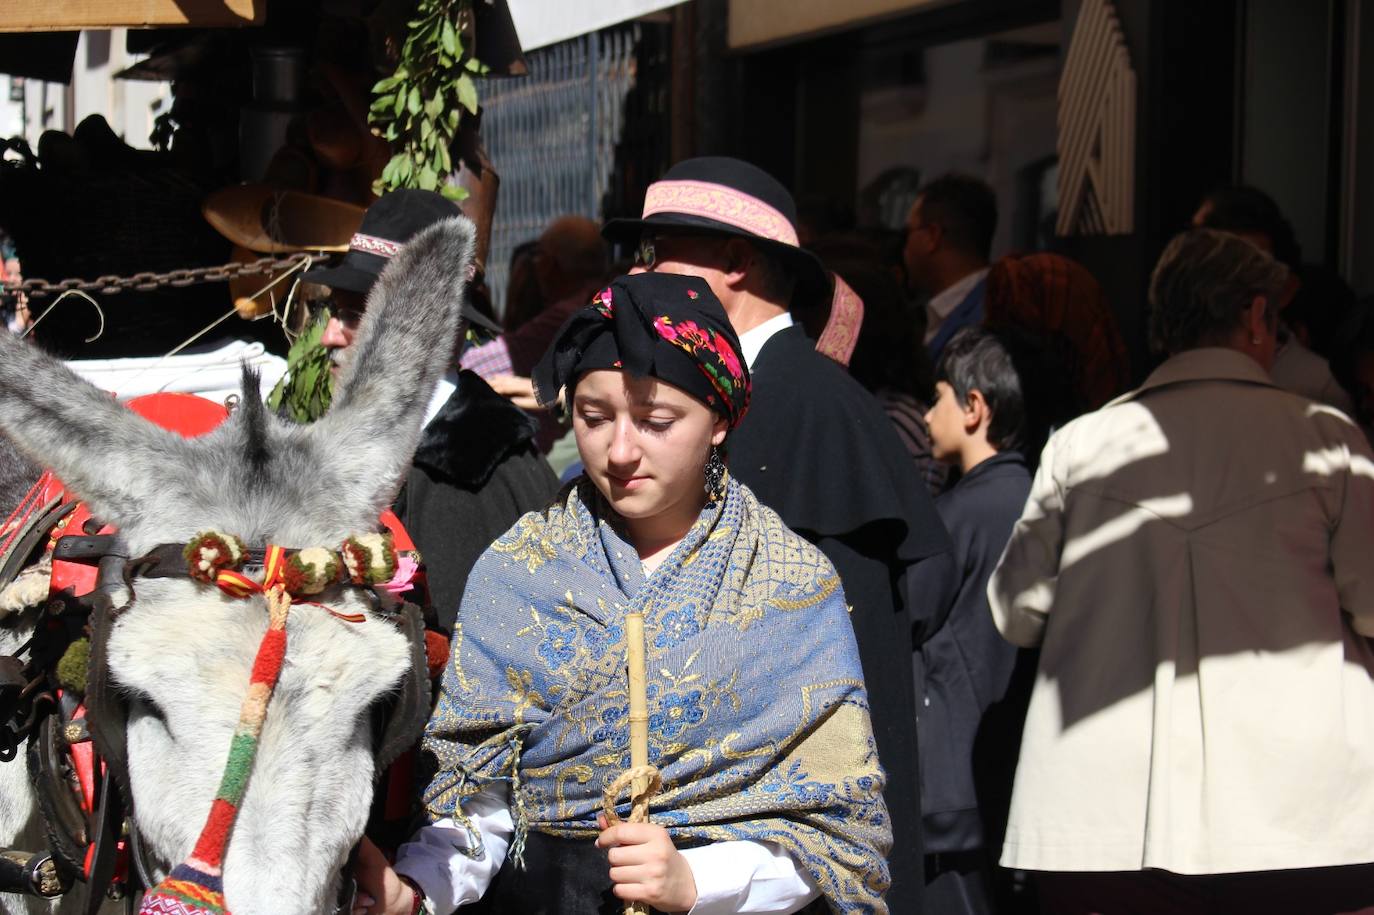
[{"left": 1148, "top": 228, "right": 1289, "bottom": 355}]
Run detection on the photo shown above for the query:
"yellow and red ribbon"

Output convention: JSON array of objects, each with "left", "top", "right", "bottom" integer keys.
[{"left": 212, "top": 545, "right": 364, "bottom": 623}]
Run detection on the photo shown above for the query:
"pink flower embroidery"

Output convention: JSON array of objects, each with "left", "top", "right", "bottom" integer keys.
[
  {"left": 379, "top": 553, "right": 419, "bottom": 596},
  {"left": 653, "top": 315, "right": 680, "bottom": 341},
  {"left": 687, "top": 289, "right": 699, "bottom": 299},
  {"left": 592, "top": 287, "right": 615, "bottom": 316},
  {"left": 675, "top": 320, "right": 710, "bottom": 348},
  {"left": 716, "top": 335, "right": 743, "bottom": 379}
]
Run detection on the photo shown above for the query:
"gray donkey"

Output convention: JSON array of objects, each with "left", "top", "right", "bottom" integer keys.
[
  {"left": 0, "top": 433, "right": 71, "bottom": 915},
  {"left": 0, "top": 217, "right": 474, "bottom": 914}
]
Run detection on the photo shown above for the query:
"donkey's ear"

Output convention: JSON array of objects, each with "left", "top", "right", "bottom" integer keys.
[
  {"left": 309, "top": 216, "right": 476, "bottom": 521},
  {"left": 0, "top": 334, "right": 188, "bottom": 525}
]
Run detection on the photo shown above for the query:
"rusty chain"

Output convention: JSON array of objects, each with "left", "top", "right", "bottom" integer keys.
[{"left": 0, "top": 253, "right": 328, "bottom": 301}]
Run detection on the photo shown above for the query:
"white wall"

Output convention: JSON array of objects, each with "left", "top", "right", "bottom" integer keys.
[
  {"left": 856, "top": 35, "right": 1060, "bottom": 255},
  {"left": 1, "top": 30, "right": 170, "bottom": 151}
]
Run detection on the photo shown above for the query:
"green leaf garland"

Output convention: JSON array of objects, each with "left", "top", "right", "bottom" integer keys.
[
  {"left": 369, "top": 0, "right": 489, "bottom": 202},
  {"left": 267, "top": 308, "right": 336, "bottom": 423}
]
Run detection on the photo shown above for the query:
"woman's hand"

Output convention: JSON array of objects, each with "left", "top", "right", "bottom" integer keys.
[
  {"left": 487, "top": 374, "right": 554, "bottom": 411},
  {"left": 596, "top": 813, "right": 698, "bottom": 913},
  {"left": 351, "top": 836, "right": 417, "bottom": 915}
]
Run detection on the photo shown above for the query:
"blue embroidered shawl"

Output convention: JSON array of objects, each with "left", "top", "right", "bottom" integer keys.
[{"left": 421, "top": 477, "right": 891, "bottom": 913}]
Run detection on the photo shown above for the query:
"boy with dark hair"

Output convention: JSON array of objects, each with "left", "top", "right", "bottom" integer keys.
[{"left": 912, "top": 326, "right": 1033, "bottom": 914}]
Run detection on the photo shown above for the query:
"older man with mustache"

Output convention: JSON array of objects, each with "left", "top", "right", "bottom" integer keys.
[{"left": 309, "top": 189, "right": 559, "bottom": 628}]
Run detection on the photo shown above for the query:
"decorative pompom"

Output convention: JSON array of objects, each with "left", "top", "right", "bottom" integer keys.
[
  {"left": 340, "top": 532, "right": 398, "bottom": 586},
  {"left": 182, "top": 531, "right": 246, "bottom": 583},
  {"left": 281, "top": 547, "right": 339, "bottom": 596},
  {"left": 56, "top": 638, "right": 90, "bottom": 695},
  {"left": 424, "top": 629, "right": 450, "bottom": 681}
]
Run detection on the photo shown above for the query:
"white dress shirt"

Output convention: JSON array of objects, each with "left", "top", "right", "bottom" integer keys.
[
  {"left": 737, "top": 312, "right": 795, "bottom": 372},
  {"left": 394, "top": 783, "right": 820, "bottom": 914},
  {"left": 421, "top": 368, "right": 460, "bottom": 428},
  {"left": 922, "top": 268, "right": 988, "bottom": 344}
]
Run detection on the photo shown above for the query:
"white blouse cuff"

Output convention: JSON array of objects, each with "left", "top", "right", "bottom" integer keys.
[
  {"left": 682, "top": 839, "right": 820, "bottom": 914},
  {"left": 393, "top": 786, "right": 512, "bottom": 914}
]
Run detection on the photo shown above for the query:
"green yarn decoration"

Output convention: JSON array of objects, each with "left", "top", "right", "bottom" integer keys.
[
  {"left": 217, "top": 733, "right": 258, "bottom": 804},
  {"left": 56, "top": 638, "right": 90, "bottom": 695}
]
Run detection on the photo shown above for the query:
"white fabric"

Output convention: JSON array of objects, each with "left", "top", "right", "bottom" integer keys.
[
  {"left": 63, "top": 339, "right": 287, "bottom": 405},
  {"left": 394, "top": 783, "right": 818, "bottom": 913},
  {"left": 681, "top": 841, "right": 820, "bottom": 915},
  {"left": 922, "top": 267, "right": 988, "bottom": 344},
  {"left": 394, "top": 786, "right": 512, "bottom": 915},
  {"left": 738, "top": 311, "right": 795, "bottom": 371},
  {"left": 63, "top": 338, "right": 455, "bottom": 421},
  {"left": 989, "top": 347, "right": 1374, "bottom": 874},
  {"left": 424, "top": 368, "right": 459, "bottom": 428},
  {"left": 509, "top": 0, "right": 688, "bottom": 51}
]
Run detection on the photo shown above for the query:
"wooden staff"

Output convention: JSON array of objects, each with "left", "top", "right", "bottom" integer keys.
[
  {"left": 603, "top": 614, "right": 660, "bottom": 914},
  {"left": 624, "top": 611, "right": 650, "bottom": 915}
]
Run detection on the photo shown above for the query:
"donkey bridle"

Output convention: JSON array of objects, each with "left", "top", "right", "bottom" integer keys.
[{"left": 45, "top": 533, "right": 432, "bottom": 911}]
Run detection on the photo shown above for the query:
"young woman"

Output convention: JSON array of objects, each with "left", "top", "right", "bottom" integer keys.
[{"left": 354, "top": 273, "right": 890, "bottom": 915}]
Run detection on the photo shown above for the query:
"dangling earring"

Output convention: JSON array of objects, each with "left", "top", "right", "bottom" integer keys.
[{"left": 704, "top": 445, "right": 726, "bottom": 502}]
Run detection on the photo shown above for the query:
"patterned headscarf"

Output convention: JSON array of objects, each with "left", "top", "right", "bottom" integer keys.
[{"left": 532, "top": 273, "right": 751, "bottom": 429}]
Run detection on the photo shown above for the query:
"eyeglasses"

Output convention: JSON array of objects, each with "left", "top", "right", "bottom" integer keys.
[{"left": 323, "top": 299, "right": 365, "bottom": 326}]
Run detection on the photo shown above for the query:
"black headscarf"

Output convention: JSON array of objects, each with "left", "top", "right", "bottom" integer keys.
[{"left": 533, "top": 273, "right": 751, "bottom": 429}]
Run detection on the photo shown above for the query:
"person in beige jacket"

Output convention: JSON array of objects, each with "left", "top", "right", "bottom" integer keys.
[{"left": 989, "top": 228, "right": 1374, "bottom": 914}]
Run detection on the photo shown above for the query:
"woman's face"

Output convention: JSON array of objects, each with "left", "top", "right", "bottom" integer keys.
[{"left": 573, "top": 369, "right": 727, "bottom": 533}]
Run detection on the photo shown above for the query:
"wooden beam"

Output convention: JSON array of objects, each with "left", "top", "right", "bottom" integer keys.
[{"left": 0, "top": 0, "right": 265, "bottom": 32}]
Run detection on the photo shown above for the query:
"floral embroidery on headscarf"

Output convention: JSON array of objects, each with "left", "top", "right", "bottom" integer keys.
[
  {"left": 534, "top": 274, "right": 752, "bottom": 429},
  {"left": 650, "top": 314, "right": 746, "bottom": 415},
  {"left": 592, "top": 286, "right": 615, "bottom": 318}
]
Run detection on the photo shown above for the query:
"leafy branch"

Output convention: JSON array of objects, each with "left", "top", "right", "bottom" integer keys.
[
  {"left": 369, "top": 0, "right": 488, "bottom": 200},
  {"left": 267, "top": 308, "right": 335, "bottom": 423}
]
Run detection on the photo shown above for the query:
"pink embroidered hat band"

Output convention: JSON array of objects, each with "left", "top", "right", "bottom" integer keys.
[
  {"left": 603, "top": 156, "right": 830, "bottom": 309},
  {"left": 301, "top": 188, "right": 500, "bottom": 331},
  {"left": 641, "top": 179, "right": 801, "bottom": 246}
]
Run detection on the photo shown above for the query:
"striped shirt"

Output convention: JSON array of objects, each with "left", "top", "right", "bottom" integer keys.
[{"left": 878, "top": 388, "right": 948, "bottom": 497}]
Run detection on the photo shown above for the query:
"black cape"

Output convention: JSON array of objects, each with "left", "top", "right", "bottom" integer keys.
[
  {"left": 392, "top": 371, "right": 560, "bottom": 630},
  {"left": 727, "top": 325, "right": 952, "bottom": 912}
]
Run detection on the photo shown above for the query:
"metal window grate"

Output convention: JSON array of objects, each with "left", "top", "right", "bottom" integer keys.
[{"left": 479, "top": 26, "right": 640, "bottom": 315}]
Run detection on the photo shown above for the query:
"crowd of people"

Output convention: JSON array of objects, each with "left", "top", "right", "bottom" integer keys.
[{"left": 8, "top": 154, "right": 1374, "bottom": 915}]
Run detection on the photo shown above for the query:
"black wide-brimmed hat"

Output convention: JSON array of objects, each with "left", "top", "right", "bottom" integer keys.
[
  {"left": 603, "top": 156, "right": 829, "bottom": 309},
  {"left": 301, "top": 188, "right": 500, "bottom": 331}
]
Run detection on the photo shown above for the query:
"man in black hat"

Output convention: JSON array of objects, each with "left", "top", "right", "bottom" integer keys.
[
  {"left": 305, "top": 188, "right": 559, "bottom": 628},
  {"left": 603, "top": 156, "right": 953, "bottom": 911}
]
